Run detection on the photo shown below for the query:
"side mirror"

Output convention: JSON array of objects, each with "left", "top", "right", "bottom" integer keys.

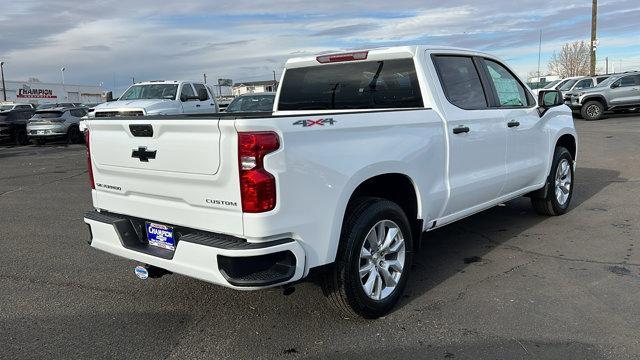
[
  {"left": 537, "top": 89, "right": 563, "bottom": 116},
  {"left": 197, "top": 88, "right": 208, "bottom": 101},
  {"left": 610, "top": 82, "right": 620, "bottom": 89},
  {"left": 180, "top": 94, "right": 188, "bottom": 102}
]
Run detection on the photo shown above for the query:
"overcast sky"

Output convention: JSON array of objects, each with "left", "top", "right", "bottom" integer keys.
[{"left": 1, "top": 0, "right": 638, "bottom": 93}]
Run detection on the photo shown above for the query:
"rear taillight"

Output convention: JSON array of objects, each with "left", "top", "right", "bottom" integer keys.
[
  {"left": 238, "top": 132, "right": 279, "bottom": 213},
  {"left": 85, "top": 130, "right": 95, "bottom": 189},
  {"left": 316, "top": 51, "right": 368, "bottom": 63}
]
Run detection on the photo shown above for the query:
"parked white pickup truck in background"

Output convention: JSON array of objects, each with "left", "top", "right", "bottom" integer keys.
[
  {"left": 91, "top": 80, "right": 218, "bottom": 118},
  {"left": 83, "top": 46, "right": 577, "bottom": 318}
]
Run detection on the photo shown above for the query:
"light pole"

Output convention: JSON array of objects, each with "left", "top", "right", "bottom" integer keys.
[
  {"left": 0, "top": 61, "right": 6, "bottom": 101},
  {"left": 60, "top": 66, "right": 66, "bottom": 85}
]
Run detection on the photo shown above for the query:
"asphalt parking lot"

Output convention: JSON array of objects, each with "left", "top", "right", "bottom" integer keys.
[{"left": 1, "top": 115, "right": 639, "bottom": 359}]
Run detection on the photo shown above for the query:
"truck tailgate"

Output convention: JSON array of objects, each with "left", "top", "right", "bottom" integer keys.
[{"left": 86, "top": 118, "right": 244, "bottom": 235}]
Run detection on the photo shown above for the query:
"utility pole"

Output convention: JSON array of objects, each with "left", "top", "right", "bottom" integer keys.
[
  {"left": 203, "top": 73, "right": 207, "bottom": 84},
  {"left": 536, "top": 29, "right": 543, "bottom": 81},
  {"left": 605, "top": 57, "right": 609, "bottom": 74},
  {"left": 132, "top": 77, "right": 135, "bottom": 84},
  {"left": 0, "top": 61, "right": 6, "bottom": 101},
  {"left": 590, "top": 0, "right": 598, "bottom": 76}
]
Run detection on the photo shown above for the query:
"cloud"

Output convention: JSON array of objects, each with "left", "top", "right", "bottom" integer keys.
[
  {"left": 0, "top": 0, "right": 638, "bottom": 93},
  {"left": 74, "top": 45, "right": 112, "bottom": 51}
]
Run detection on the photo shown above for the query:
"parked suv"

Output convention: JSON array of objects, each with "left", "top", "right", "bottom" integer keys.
[
  {"left": 27, "top": 106, "right": 88, "bottom": 144},
  {"left": 562, "top": 75, "right": 610, "bottom": 103},
  {"left": 0, "top": 107, "right": 36, "bottom": 145},
  {"left": 569, "top": 71, "right": 640, "bottom": 120}
]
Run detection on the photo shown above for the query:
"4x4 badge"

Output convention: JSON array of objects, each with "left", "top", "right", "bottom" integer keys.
[
  {"left": 131, "top": 147, "right": 157, "bottom": 162},
  {"left": 293, "top": 118, "right": 336, "bottom": 127}
]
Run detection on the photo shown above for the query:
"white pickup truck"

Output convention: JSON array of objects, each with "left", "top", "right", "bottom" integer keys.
[
  {"left": 83, "top": 46, "right": 577, "bottom": 318},
  {"left": 91, "top": 80, "right": 218, "bottom": 118}
]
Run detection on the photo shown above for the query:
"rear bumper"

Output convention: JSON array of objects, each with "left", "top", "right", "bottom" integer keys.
[
  {"left": 84, "top": 210, "right": 306, "bottom": 289},
  {"left": 27, "top": 124, "right": 67, "bottom": 137}
]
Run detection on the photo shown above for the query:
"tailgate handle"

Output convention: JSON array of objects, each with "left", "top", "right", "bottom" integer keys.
[{"left": 129, "top": 124, "right": 153, "bottom": 137}]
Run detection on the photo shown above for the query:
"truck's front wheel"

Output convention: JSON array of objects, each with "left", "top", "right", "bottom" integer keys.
[
  {"left": 531, "top": 147, "right": 574, "bottom": 216},
  {"left": 322, "top": 197, "right": 413, "bottom": 319},
  {"left": 581, "top": 100, "right": 604, "bottom": 121}
]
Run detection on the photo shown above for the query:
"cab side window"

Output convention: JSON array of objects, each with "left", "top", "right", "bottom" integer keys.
[
  {"left": 193, "top": 83, "right": 209, "bottom": 100},
  {"left": 574, "top": 79, "right": 593, "bottom": 89},
  {"left": 484, "top": 60, "right": 531, "bottom": 107},
  {"left": 616, "top": 76, "right": 640, "bottom": 87},
  {"left": 433, "top": 55, "right": 488, "bottom": 110},
  {"left": 180, "top": 83, "right": 196, "bottom": 100}
]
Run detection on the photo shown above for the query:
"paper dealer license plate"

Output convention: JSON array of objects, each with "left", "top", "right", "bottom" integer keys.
[{"left": 146, "top": 222, "right": 175, "bottom": 251}]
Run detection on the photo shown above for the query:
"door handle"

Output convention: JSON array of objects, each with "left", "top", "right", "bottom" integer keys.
[
  {"left": 196, "top": 104, "right": 201, "bottom": 107},
  {"left": 453, "top": 126, "right": 470, "bottom": 134},
  {"left": 507, "top": 120, "right": 520, "bottom": 128}
]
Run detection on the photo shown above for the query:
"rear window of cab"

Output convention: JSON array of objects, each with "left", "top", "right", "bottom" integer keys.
[{"left": 278, "top": 59, "right": 423, "bottom": 111}]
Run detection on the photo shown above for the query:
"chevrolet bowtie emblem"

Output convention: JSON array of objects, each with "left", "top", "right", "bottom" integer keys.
[{"left": 131, "top": 147, "right": 157, "bottom": 162}]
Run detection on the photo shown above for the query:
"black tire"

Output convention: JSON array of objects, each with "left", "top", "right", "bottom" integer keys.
[
  {"left": 531, "top": 147, "right": 574, "bottom": 216},
  {"left": 67, "top": 126, "right": 83, "bottom": 144},
  {"left": 322, "top": 197, "right": 413, "bottom": 319},
  {"left": 14, "top": 129, "right": 29, "bottom": 146},
  {"left": 572, "top": 110, "right": 583, "bottom": 119},
  {"left": 581, "top": 100, "right": 604, "bottom": 121}
]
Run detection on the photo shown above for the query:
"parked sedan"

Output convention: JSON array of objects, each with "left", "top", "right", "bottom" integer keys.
[
  {"left": 27, "top": 107, "right": 88, "bottom": 145},
  {"left": 0, "top": 108, "right": 36, "bottom": 145},
  {"left": 225, "top": 92, "right": 275, "bottom": 113}
]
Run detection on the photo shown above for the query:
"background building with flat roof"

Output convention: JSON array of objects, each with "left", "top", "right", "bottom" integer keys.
[
  {"left": 0, "top": 80, "right": 104, "bottom": 104},
  {"left": 232, "top": 80, "right": 278, "bottom": 96}
]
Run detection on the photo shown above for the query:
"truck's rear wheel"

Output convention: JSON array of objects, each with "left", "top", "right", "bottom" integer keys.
[
  {"left": 322, "top": 197, "right": 413, "bottom": 319},
  {"left": 531, "top": 147, "right": 574, "bottom": 216}
]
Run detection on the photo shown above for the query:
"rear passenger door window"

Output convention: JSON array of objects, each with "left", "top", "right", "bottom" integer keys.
[
  {"left": 433, "top": 56, "right": 487, "bottom": 110},
  {"left": 483, "top": 60, "right": 530, "bottom": 107}
]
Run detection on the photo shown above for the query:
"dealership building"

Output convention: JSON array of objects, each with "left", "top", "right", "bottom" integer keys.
[{"left": 0, "top": 80, "right": 104, "bottom": 104}]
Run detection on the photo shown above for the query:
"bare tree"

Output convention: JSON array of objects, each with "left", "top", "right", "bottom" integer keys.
[{"left": 548, "top": 41, "right": 591, "bottom": 78}]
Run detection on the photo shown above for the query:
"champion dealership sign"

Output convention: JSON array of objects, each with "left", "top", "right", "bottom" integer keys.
[{"left": 17, "top": 84, "right": 57, "bottom": 99}]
